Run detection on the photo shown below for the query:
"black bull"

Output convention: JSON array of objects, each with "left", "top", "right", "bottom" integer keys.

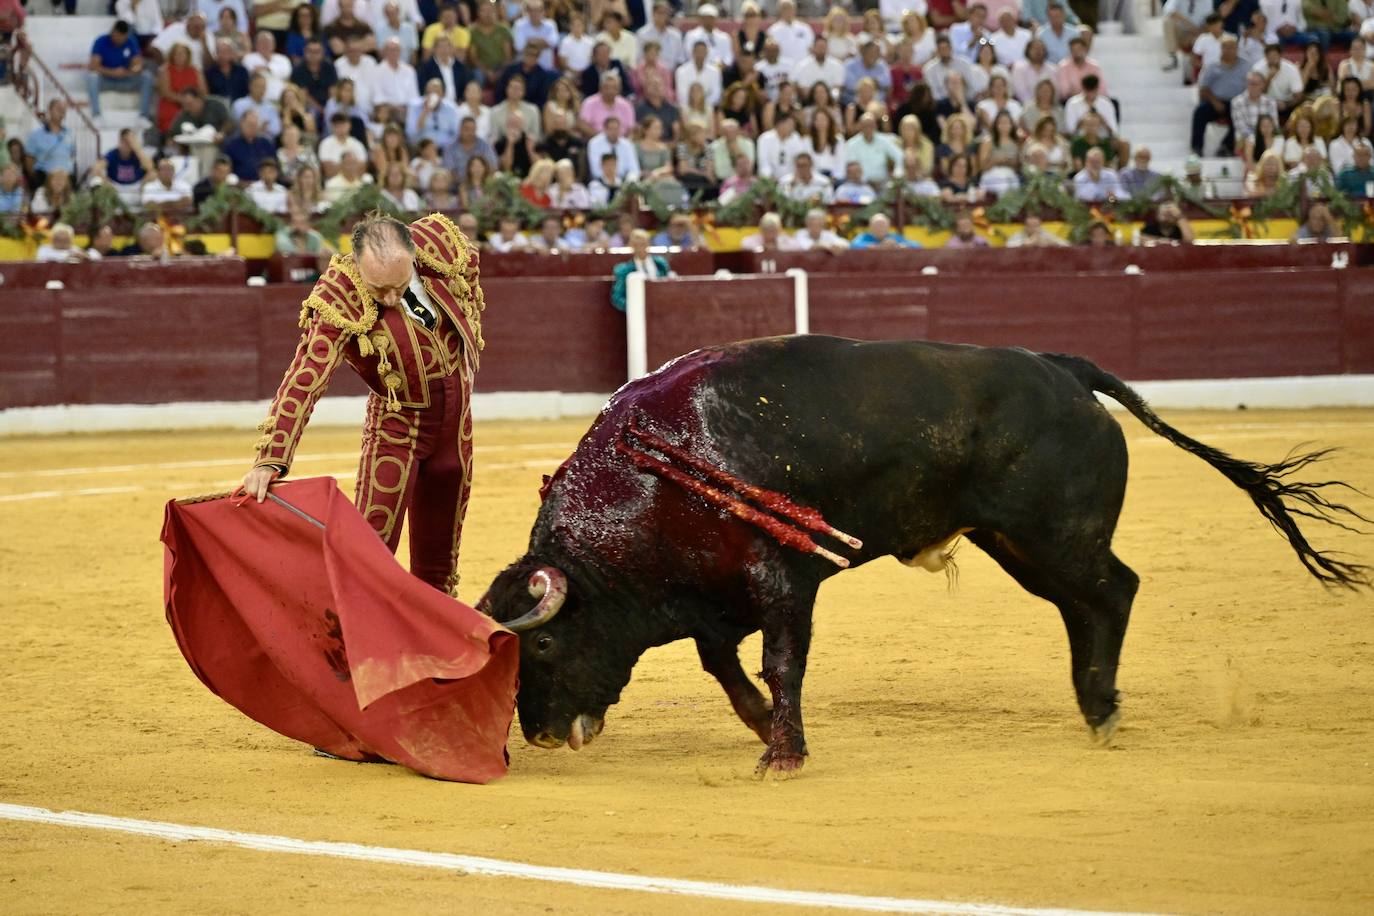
[{"left": 482, "top": 336, "right": 1369, "bottom": 775}]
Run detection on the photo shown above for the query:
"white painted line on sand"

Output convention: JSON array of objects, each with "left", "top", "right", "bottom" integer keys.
[{"left": 0, "top": 803, "right": 1167, "bottom": 916}]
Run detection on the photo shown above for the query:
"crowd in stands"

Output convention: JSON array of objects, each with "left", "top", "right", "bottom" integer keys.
[{"left": 1, "top": 0, "right": 1372, "bottom": 259}]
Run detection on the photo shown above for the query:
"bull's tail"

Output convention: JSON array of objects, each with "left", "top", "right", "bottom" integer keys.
[{"left": 1042, "top": 352, "right": 1372, "bottom": 590}]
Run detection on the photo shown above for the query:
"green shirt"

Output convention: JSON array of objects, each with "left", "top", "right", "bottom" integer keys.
[
  {"left": 274, "top": 226, "right": 327, "bottom": 254},
  {"left": 468, "top": 23, "right": 513, "bottom": 72},
  {"left": 1301, "top": 0, "right": 1348, "bottom": 27}
]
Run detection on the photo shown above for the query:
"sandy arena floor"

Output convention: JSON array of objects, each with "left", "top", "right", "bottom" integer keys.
[{"left": 1, "top": 408, "right": 1372, "bottom": 915}]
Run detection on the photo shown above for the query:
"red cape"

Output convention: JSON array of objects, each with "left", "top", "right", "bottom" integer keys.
[{"left": 161, "top": 477, "right": 518, "bottom": 783}]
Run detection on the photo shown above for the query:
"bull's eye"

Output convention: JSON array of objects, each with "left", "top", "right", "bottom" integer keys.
[{"left": 535, "top": 634, "right": 554, "bottom": 653}]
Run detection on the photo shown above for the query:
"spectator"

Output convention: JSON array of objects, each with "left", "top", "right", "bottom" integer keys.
[
  {"left": 1192, "top": 36, "right": 1250, "bottom": 155},
  {"left": 945, "top": 212, "right": 990, "bottom": 248},
  {"left": 939, "top": 153, "right": 983, "bottom": 202},
  {"left": 781, "top": 151, "right": 832, "bottom": 204},
  {"left": 277, "top": 124, "right": 319, "bottom": 184},
  {"left": 157, "top": 43, "right": 207, "bottom": 136},
  {"left": 245, "top": 157, "right": 288, "bottom": 213},
  {"left": 334, "top": 40, "right": 380, "bottom": 113},
  {"left": 1239, "top": 12, "right": 1269, "bottom": 64},
  {"left": 586, "top": 116, "right": 639, "bottom": 181},
  {"left": 970, "top": 40, "right": 1010, "bottom": 98},
  {"left": 765, "top": 0, "right": 811, "bottom": 66},
  {"left": 559, "top": 13, "right": 597, "bottom": 75},
  {"left": 1337, "top": 37, "right": 1373, "bottom": 86},
  {"left": 1026, "top": 114, "right": 1072, "bottom": 173},
  {"left": 274, "top": 208, "right": 333, "bottom": 272},
  {"left": 792, "top": 207, "right": 847, "bottom": 252},
  {"left": 457, "top": 80, "right": 491, "bottom": 135},
  {"left": 116, "top": 222, "right": 167, "bottom": 257},
  {"left": 683, "top": 4, "right": 733, "bottom": 67},
  {"left": 242, "top": 30, "right": 291, "bottom": 99},
  {"left": 739, "top": 211, "right": 794, "bottom": 252},
  {"left": 578, "top": 40, "right": 629, "bottom": 100},
  {"left": 679, "top": 83, "right": 715, "bottom": 141},
  {"left": 1243, "top": 113, "right": 1281, "bottom": 171},
  {"left": 410, "top": 138, "right": 442, "bottom": 190},
  {"left": 1298, "top": 39, "right": 1333, "bottom": 97},
  {"left": 1253, "top": 43, "right": 1305, "bottom": 120},
  {"left": 1037, "top": 3, "right": 1082, "bottom": 64},
  {"left": 0, "top": 162, "right": 24, "bottom": 214},
  {"left": 323, "top": 151, "right": 372, "bottom": 201},
  {"left": 756, "top": 39, "right": 789, "bottom": 90},
  {"left": 194, "top": 154, "right": 236, "bottom": 207},
  {"left": 951, "top": 4, "right": 993, "bottom": 62},
  {"left": 978, "top": 110, "right": 1022, "bottom": 177},
  {"left": 843, "top": 40, "right": 892, "bottom": 108},
  {"left": 408, "top": 78, "right": 462, "bottom": 147},
  {"left": 211, "top": 5, "right": 250, "bottom": 57},
  {"left": 708, "top": 118, "right": 755, "bottom": 182},
  {"left": 488, "top": 73, "right": 543, "bottom": 143},
  {"left": 1245, "top": 147, "right": 1287, "bottom": 195},
  {"left": 1336, "top": 142, "right": 1374, "bottom": 195},
  {"left": 119, "top": 0, "right": 166, "bottom": 50},
  {"left": 419, "top": 37, "right": 474, "bottom": 105},
  {"left": 29, "top": 169, "right": 72, "bottom": 216},
  {"left": 823, "top": 7, "right": 859, "bottom": 61},
  {"left": 318, "top": 112, "right": 368, "bottom": 179},
  {"left": 934, "top": 71, "right": 976, "bottom": 128},
  {"left": 460, "top": 155, "right": 492, "bottom": 209},
  {"left": 581, "top": 70, "right": 636, "bottom": 136},
  {"left": 86, "top": 224, "right": 117, "bottom": 260},
  {"left": 468, "top": 0, "right": 515, "bottom": 85},
  {"left": 520, "top": 156, "right": 555, "bottom": 206},
  {"left": 937, "top": 113, "right": 977, "bottom": 176},
  {"left": 587, "top": 152, "right": 623, "bottom": 205},
  {"left": 378, "top": 161, "right": 421, "bottom": 210},
  {"left": 1232, "top": 70, "right": 1281, "bottom": 147},
  {"left": 677, "top": 39, "right": 723, "bottom": 109},
  {"left": 1055, "top": 35, "right": 1105, "bottom": 99},
  {"left": 537, "top": 102, "right": 585, "bottom": 164},
  {"left": 1336, "top": 75, "right": 1371, "bottom": 135},
  {"left": 223, "top": 110, "right": 277, "bottom": 181},
  {"left": 36, "top": 223, "right": 91, "bottom": 263},
  {"left": 549, "top": 158, "right": 591, "bottom": 208},
  {"left": 427, "top": 167, "right": 460, "bottom": 208},
  {"left": 487, "top": 214, "right": 531, "bottom": 252},
  {"left": 990, "top": 9, "right": 1032, "bottom": 67},
  {"left": 651, "top": 211, "right": 699, "bottom": 248},
  {"left": 1074, "top": 147, "right": 1122, "bottom": 201},
  {"left": 847, "top": 112, "right": 903, "bottom": 183},
  {"left": 141, "top": 157, "right": 194, "bottom": 209},
  {"left": 1064, "top": 73, "right": 1116, "bottom": 135},
  {"left": 1304, "top": 0, "right": 1356, "bottom": 50},
  {"left": 638, "top": 2, "right": 685, "bottom": 70},
  {"left": 513, "top": 0, "right": 559, "bottom": 70},
  {"left": 27, "top": 100, "right": 76, "bottom": 187},
  {"left": 1011, "top": 41, "right": 1055, "bottom": 105},
  {"left": 1260, "top": 0, "right": 1311, "bottom": 44},
  {"left": 718, "top": 82, "right": 763, "bottom": 137},
  {"left": 495, "top": 109, "right": 538, "bottom": 177},
  {"left": 834, "top": 160, "right": 877, "bottom": 204},
  {"left": 1020, "top": 78, "right": 1065, "bottom": 135},
  {"left": 596, "top": 10, "right": 636, "bottom": 68},
  {"left": 610, "top": 228, "right": 672, "bottom": 311},
  {"left": 1071, "top": 110, "right": 1120, "bottom": 169},
  {"left": 206, "top": 38, "right": 251, "bottom": 101},
  {"left": 232, "top": 73, "right": 283, "bottom": 139},
  {"left": 528, "top": 212, "right": 570, "bottom": 251},
  {"left": 375, "top": 1, "right": 420, "bottom": 63},
  {"left": 1288, "top": 143, "right": 1332, "bottom": 191},
  {"left": 1140, "top": 201, "right": 1196, "bottom": 244},
  {"left": 1191, "top": 14, "right": 1226, "bottom": 70},
  {"left": 851, "top": 213, "right": 919, "bottom": 248},
  {"left": 291, "top": 40, "right": 338, "bottom": 112},
  {"left": 367, "top": 37, "right": 419, "bottom": 110},
  {"left": 807, "top": 108, "right": 846, "bottom": 180},
  {"left": 1293, "top": 201, "right": 1336, "bottom": 239},
  {"left": 923, "top": 35, "right": 975, "bottom": 103},
  {"left": 635, "top": 72, "right": 680, "bottom": 141},
  {"left": 1118, "top": 146, "right": 1163, "bottom": 197},
  {"left": 324, "top": 0, "right": 375, "bottom": 57},
  {"left": 501, "top": 42, "right": 559, "bottom": 107},
  {"left": 421, "top": 4, "right": 469, "bottom": 63},
  {"left": 978, "top": 74, "right": 1025, "bottom": 132},
  {"left": 792, "top": 36, "right": 845, "bottom": 94},
  {"left": 1083, "top": 220, "right": 1115, "bottom": 247},
  {"left": 718, "top": 152, "right": 757, "bottom": 202},
  {"left": 1331, "top": 116, "right": 1374, "bottom": 173},
  {"left": 104, "top": 129, "right": 154, "bottom": 188},
  {"left": 154, "top": 12, "right": 213, "bottom": 70},
  {"left": 286, "top": 4, "right": 323, "bottom": 62},
  {"left": 443, "top": 116, "right": 497, "bottom": 183},
  {"left": 88, "top": 20, "right": 154, "bottom": 124},
  {"left": 1282, "top": 109, "right": 1327, "bottom": 166},
  {"left": 457, "top": 212, "right": 481, "bottom": 245},
  {"left": 635, "top": 114, "right": 678, "bottom": 187},
  {"left": 1005, "top": 214, "right": 1069, "bottom": 246},
  {"left": 905, "top": 152, "right": 942, "bottom": 197},
  {"left": 632, "top": 41, "right": 676, "bottom": 107},
  {"left": 756, "top": 112, "right": 807, "bottom": 179}
]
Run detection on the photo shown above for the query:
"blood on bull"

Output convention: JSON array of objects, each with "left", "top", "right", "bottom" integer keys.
[{"left": 481, "top": 336, "right": 1370, "bottom": 776}]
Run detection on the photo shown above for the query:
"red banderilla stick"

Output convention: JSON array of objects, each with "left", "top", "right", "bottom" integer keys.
[
  {"left": 625, "top": 419, "right": 863, "bottom": 551},
  {"left": 614, "top": 440, "right": 851, "bottom": 569}
]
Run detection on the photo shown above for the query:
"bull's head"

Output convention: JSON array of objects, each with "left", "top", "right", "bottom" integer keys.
[{"left": 481, "top": 558, "right": 644, "bottom": 751}]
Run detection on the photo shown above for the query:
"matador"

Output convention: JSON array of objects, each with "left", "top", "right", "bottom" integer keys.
[{"left": 239, "top": 212, "right": 485, "bottom": 595}]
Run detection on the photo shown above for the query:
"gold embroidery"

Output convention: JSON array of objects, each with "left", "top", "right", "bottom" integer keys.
[{"left": 300, "top": 255, "right": 379, "bottom": 349}]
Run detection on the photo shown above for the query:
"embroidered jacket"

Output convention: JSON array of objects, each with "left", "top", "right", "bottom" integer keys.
[{"left": 254, "top": 213, "right": 485, "bottom": 472}]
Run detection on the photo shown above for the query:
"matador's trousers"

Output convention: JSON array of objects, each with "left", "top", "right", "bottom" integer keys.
[{"left": 354, "top": 372, "right": 474, "bottom": 595}]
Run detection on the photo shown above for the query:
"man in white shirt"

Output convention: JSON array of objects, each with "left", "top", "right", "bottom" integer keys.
[
  {"left": 1073, "top": 147, "right": 1122, "bottom": 202},
  {"left": 1191, "top": 14, "right": 1226, "bottom": 71},
  {"left": 766, "top": 0, "right": 815, "bottom": 66},
  {"left": 366, "top": 37, "right": 420, "bottom": 109},
  {"left": 638, "top": 2, "right": 686, "bottom": 69},
  {"left": 318, "top": 112, "right": 369, "bottom": 179},
  {"left": 1252, "top": 42, "right": 1304, "bottom": 114},
  {"left": 586, "top": 116, "right": 641, "bottom": 181},
  {"left": 756, "top": 113, "right": 808, "bottom": 179},
  {"left": 1010, "top": 39, "right": 1056, "bottom": 102},
  {"left": 141, "top": 157, "right": 193, "bottom": 208},
  {"left": 1064, "top": 74, "right": 1118, "bottom": 133},
  {"left": 153, "top": 12, "right": 212, "bottom": 69},
  {"left": 791, "top": 207, "right": 847, "bottom": 252},
  {"left": 1259, "top": 0, "right": 1307, "bottom": 42},
  {"left": 950, "top": 3, "right": 992, "bottom": 62},
  {"left": 241, "top": 30, "right": 291, "bottom": 98},
  {"left": 780, "top": 152, "right": 834, "bottom": 204},
  {"left": 740, "top": 212, "right": 797, "bottom": 252},
  {"left": 990, "top": 9, "right": 1031, "bottom": 66},
  {"left": 790, "top": 36, "right": 845, "bottom": 90},
  {"left": 675, "top": 40, "right": 723, "bottom": 107},
  {"left": 487, "top": 215, "right": 531, "bottom": 252},
  {"left": 681, "top": 4, "right": 733, "bottom": 67},
  {"left": 881, "top": 0, "right": 930, "bottom": 31},
  {"left": 245, "top": 158, "right": 289, "bottom": 213},
  {"left": 756, "top": 39, "right": 789, "bottom": 96},
  {"left": 513, "top": 0, "right": 560, "bottom": 70},
  {"left": 335, "top": 40, "right": 380, "bottom": 113},
  {"left": 923, "top": 34, "right": 976, "bottom": 101}
]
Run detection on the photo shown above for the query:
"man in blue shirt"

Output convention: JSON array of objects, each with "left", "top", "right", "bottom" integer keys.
[
  {"left": 87, "top": 20, "right": 154, "bottom": 121},
  {"left": 406, "top": 78, "right": 462, "bottom": 147},
  {"left": 850, "top": 213, "right": 921, "bottom": 248},
  {"left": 221, "top": 110, "right": 277, "bottom": 182},
  {"left": 26, "top": 98, "right": 77, "bottom": 186},
  {"left": 103, "top": 128, "right": 154, "bottom": 187},
  {"left": 511, "top": 0, "right": 559, "bottom": 71},
  {"left": 842, "top": 39, "right": 892, "bottom": 106}
]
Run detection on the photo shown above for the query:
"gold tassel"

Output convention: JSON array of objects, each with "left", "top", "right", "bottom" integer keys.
[
  {"left": 357, "top": 334, "right": 374, "bottom": 357},
  {"left": 383, "top": 372, "right": 401, "bottom": 411}
]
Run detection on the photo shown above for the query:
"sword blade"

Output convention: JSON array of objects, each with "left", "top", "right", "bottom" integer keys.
[{"left": 265, "top": 491, "right": 326, "bottom": 530}]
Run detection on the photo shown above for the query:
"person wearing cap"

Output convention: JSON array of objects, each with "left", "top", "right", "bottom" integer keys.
[
  {"left": 637, "top": 2, "right": 686, "bottom": 70},
  {"left": 683, "top": 4, "right": 733, "bottom": 67},
  {"left": 950, "top": 3, "right": 993, "bottom": 62}
]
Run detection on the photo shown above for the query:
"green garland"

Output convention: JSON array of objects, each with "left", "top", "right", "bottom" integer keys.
[
  {"left": 594, "top": 178, "right": 700, "bottom": 225},
  {"left": 985, "top": 171, "right": 1088, "bottom": 226},
  {"left": 187, "top": 182, "right": 285, "bottom": 234},
  {"left": 1313, "top": 173, "right": 1374, "bottom": 241},
  {"left": 315, "top": 182, "right": 409, "bottom": 239},
  {"left": 58, "top": 183, "right": 133, "bottom": 234},
  {"left": 0, "top": 217, "right": 24, "bottom": 239}
]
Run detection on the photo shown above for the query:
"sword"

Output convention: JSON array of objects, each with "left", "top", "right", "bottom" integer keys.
[{"left": 265, "top": 491, "right": 326, "bottom": 529}]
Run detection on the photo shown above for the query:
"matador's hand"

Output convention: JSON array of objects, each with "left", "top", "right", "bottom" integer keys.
[{"left": 238, "top": 466, "right": 280, "bottom": 503}]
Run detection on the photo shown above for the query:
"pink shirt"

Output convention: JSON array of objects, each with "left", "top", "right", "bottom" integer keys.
[
  {"left": 1056, "top": 58, "right": 1105, "bottom": 99},
  {"left": 630, "top": 61, "right": 676, "bottom": 103},
  {"left": 580, "top": 94, "right": 637, "bottom": 134},
  {"left": 979, "top": 0, "right": 1022, "bottom": 24}
]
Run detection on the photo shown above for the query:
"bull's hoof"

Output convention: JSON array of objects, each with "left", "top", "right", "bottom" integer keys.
[
  {"left": 754, "top": 746, "right": 806, "bottom": 780},
  {"left": 1088, "top": 709, "right": 1122, "bottom": 747}
]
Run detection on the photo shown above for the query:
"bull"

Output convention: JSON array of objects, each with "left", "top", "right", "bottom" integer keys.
[{"left": 482, "top": 336, "right": 1369, "bottom": 776}]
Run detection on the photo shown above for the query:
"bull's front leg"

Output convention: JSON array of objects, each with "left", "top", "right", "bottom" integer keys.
[
  {"left": 756, "top": 600, "right": 815, "bottom": 778},
  {"left": 696, "top": 635, "right": 772, "bottom": 744}
]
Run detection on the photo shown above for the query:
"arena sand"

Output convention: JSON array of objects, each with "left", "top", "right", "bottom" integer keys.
[{"left": 1, "top": 409, "right": 1372, "bottom": 915}]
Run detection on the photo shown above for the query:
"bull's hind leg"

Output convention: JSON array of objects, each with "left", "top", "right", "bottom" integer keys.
[
  {"left": 696, "top": 634, "right": 772, "bottom": 744},
  {"left": 968, "top": 532, "right": 1140, "bottom": 744}
]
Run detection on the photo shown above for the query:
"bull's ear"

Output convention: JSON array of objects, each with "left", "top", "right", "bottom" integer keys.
[{"left": 539, "top": 474, "right": 554, "bottom": 501}]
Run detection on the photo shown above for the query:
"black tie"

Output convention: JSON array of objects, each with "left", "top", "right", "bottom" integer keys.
[{"left": 402, "top": 289, "right": 437, "bottom": 331}]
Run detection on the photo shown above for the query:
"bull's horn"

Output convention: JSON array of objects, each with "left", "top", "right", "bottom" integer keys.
[{"left": 503, "top": 568, "right": 568, "bottom": 632}]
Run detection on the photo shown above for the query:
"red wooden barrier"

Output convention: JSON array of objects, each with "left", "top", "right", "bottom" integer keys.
[{"left": 643, "top": 275, "right": 794, "bottom": 371}]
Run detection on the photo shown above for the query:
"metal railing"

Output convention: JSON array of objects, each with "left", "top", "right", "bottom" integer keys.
[{"left": 9, "top": 30, "right": 102, "bottom": 176}]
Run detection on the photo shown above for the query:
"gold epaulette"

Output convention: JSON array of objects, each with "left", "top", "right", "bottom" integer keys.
[
  {"left": 298, "top": 254, "right": 381, "bottom": 356},
  {"left": 411, "top": 213, "right": 486, "bottom": 347}
]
